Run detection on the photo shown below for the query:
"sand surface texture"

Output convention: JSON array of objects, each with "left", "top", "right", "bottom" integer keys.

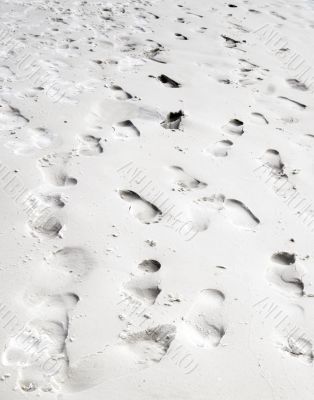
[{"left": 0, "top": 0, "right": 314, "bottom": 399}]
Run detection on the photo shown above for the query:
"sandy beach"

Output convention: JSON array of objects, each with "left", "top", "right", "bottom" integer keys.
[{"left": 0, "top": 0, "right": 314, "bottom": 398}]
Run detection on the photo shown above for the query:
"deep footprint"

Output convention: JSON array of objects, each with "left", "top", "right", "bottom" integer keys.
[
  {"left": 161, "top": 111, "right": 184, "bottom": 129},
  {"left": 157, "top": 74, "right": 181, "bottom": 88}
]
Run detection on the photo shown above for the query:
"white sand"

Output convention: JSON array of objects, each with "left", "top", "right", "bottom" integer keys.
[{"left": 0, "top": 0, "right": 314, "bottom": 398}]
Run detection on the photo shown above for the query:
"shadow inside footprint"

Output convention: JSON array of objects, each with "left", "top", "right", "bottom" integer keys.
[
  {"left": 278, "top": 96, "right": 306, "bottom": 109},
  {"left": 175, "top": 33, "right": 188, "bottom": 40},
  {"left": 286, "top": 79, "right": 308, "bottom": 91},
  {"left": 161, "top": 111, "right": 184, "bottom": 129},
  {"left": 110, "top": 84, "right": 132, "bottom": 100},
  {"left": 271, "top": 252, "right": 296, "bottom": 265},
  {"left": 158, "top": 74, "right": 181, "bottom": 88},
  {"left": 221, "top": 34, "right": 240, "bottom": 48},
  {"left": 138, "top": 259, "right": 161, "bottom": 273},
  {"left": 250, "top": 112, "right": 269, "bottom": 124}
]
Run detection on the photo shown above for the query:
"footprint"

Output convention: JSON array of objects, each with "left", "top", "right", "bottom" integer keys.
[
  {"left": 261, "top": 149, "right": 284, "bottom": 175},
  {"left": 121, "top": 324, "right": 176, "bottom": 364},
  {"left": 286, "top": 79, "right": 308, "bottom": 91},
  {"left": 188, "top": 206, "right": 211, "bottom": 233},
  {"left": 112, "top": 120, "right": 140, "bottom": 139},
  {"left": 182, "top": 289, "right": 226, "bottom": 348},
  {"left": 47, "top": 247, "right": 96, "bottom": 279},
  {"left": 221, "top": 34, "right": 240, "bottom": 48},
  {"left": 250, "top": 112, "right": 269, "bottom": 125},
  {"left": 270, "top": 10, "right": 286, "bottom": 20},
  {"left": 124, "top": 276, "right": 161, "bottom": 305},
  {"left": 161, "top": 111, "right": 184, "bottom": 129},
  {"left": 145, "top": 47, "right": 167, "bottom": 64},
  {"left": 87, "top": 99, "right": 161, "bottom": 131},
  {"left": 109, "top": 84, "right": 132, "bottom": 100},
  {"left": 2, "top": 293, "right": 79, "bottom": 393},
  {"left": 198, "top": 193, "right": 225, "bottom": 211},
  {"left": 119, "top": 190, "right": 162, "bottom": 224},
  {"left": 281, "top": 337, "right": 313, "bottom": 363},
  {"left": 217, "top": 77, "right": 231, "bottom": 85},
  {"left": 272, "top": 304, "right": 313, "bottom": 363},
  {"left": 157, "top": 74, "right": 181, "bottom": 88},
  {"left": 169, "top": 166, "right": 207, "bottom": 192},
  {"left": 64, "top": 324, "right": 176, "bottom": 391},
  {"left": 138, "top": 259, "right": 161, "bottom": 273},
  {"left": 3, "top": 321, "right": 66, "bottom": 393},
  {"left": 40, "top": 193, "right": 66, "bottom": 209},
  {"left": 237, "top": 58, "right": 268, "bottom": 87},
  {"left": 223, "top": 119, "right": 244, "bottom": 135},
  {"left": 0, "top": 103, "right": 29, "bottom": 131},
  {"left": 197, "top": 27, "right": 207, "bottom": 33},
  {"left": 77, "top": 135, "right": 103, "bottom": 156},
  {"left": 271, "top": 252, "right": 296, "bottom": 265},
  {"left": 224, "top": 199, "right": 260, "bottom": 229},
  {"left": 28, "top": 208, "right": 63, "bottom": 239},
  {"left": 197, "top": 195, "right": 259, "bottom": 230},
  {"left": 174, "top": 33, "right": 188, "bottom": 40},
  {"left": 267, "top": 252, "right": 305, "bottom": 297},
  {"left": 6, "top": 127, "right": 56, "bottom": 156},
  {"left": 38, "top": 153, "right": 77, "bottom": 187},
  {"left": 278, "top": 96, "right": 306, "bottom": 110},
  {"left": 122, "top": 258, "right": 162, "bottom": 305},
  {"left": 206, "top": 139, "right": 233, "bottom": 157}
]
